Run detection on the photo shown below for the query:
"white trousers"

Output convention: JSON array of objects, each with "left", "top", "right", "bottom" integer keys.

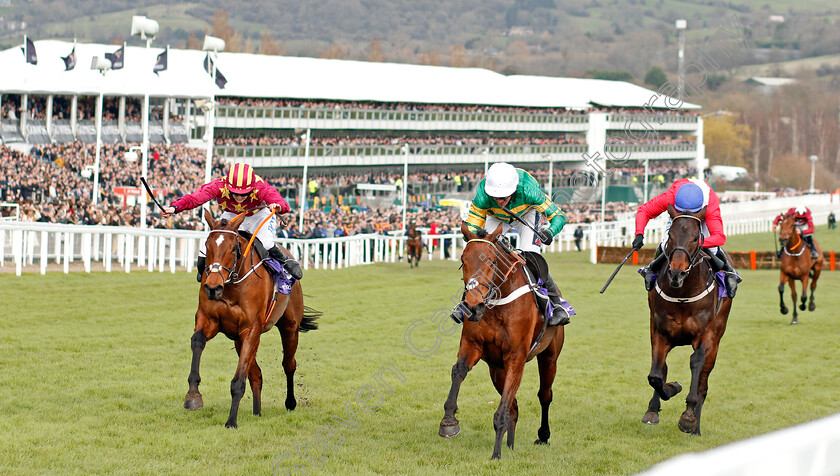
[
  {"left": 200, "top": 207, "right": 277, "bottom": 256},
  {"left": 484, "top": 209, "right": 542, "bottom": 253}
]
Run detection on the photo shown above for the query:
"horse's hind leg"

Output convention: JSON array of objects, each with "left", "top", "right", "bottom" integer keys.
[
  {"left": 644, "top": 331, "right": 682, "bottom": 425},
  {"left": 809, "top": 265, "right": 820, "bottom": 311},
  {"left": 439, "top": 343, "right": 482, "bottom": 439},
  {"left": 225, "top": 331, "right": 260, "bottom": 429},
  {"left": 278, "top": 317, "right": 300, "bottom": 411},
  {"left": 778, "top": 279, "right": 788, "bottom": 315},
  {"left": 788, "top": 279, "right": 799, "bottom": 324},
  {"left": 236, "top": 340, "right": 263, "bottom": 416},
  {"left": 185, "top": 314, "right": 219, "bottom": 411},
  {"left": 799, "top": 274, "right": 809, "bottom": 312}
]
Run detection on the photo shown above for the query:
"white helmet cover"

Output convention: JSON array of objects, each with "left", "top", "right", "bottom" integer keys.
[
  {"left": 795, "top": 206, "right": 807, "bottom": 215},
  {"left": 484, "top": 163, "right": 519, "bottom": 198}
]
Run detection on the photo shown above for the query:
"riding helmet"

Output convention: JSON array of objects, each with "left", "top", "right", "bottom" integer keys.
[
  {"left": 674, "top": 183, "right": 704, "bottom": 212},
  {"left": 484, "top": 163, "right": 519, "bottom": 198},
  {"left": 226, "top": 162, "right": 256, "bottom": 195}
]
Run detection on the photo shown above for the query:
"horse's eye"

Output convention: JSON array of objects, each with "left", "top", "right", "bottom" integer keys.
[{"left": 693, "top": 236, "right": 698, "bottom": 242}]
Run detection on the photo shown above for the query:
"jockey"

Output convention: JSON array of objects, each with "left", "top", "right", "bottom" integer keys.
[
  {"left": 161, "top": 162, "right": 303, "bottom": 282},
  {"left": 451, "top": 162, "right": 570, "bottom": 326},
  {"left": 633, "top": 178, "right": 741, "bottom": 298},
  {"left": 773, "top": 206, "right": 818, "bottom": 259}
]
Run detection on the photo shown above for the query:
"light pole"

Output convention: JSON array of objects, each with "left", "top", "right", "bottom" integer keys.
[
  {"left": 130, "top": 15, "right": 159, "bottom": 229},
  {"left": 808, "top": 155, "right": 818, "bottom": 192},
  {"left": 644, "top": 157, "right": 650, "bottom": 203},
  {"left": 202, "top": 35, "right": 225, "bottom": 223},
  {"left": 402, "top": 144, "right": 409, "bottom": 232},
  {"left": 298, "top": 129, "right": 311, "bottom": 231},
  {"left": 89, "top": 56, "right": 111, "bottom": 206},
  {"left": 676, "top": 19, "right": 687, "bottom": 100}
]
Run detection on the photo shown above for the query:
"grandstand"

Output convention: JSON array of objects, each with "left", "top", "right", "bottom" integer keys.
[{"left": 0, "top": 39, "right": 704, "bottom": 228}]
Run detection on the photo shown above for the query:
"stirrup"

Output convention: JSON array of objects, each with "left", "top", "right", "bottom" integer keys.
[{"left": 548, "top": 307, "right": 570, "bottom": 326}]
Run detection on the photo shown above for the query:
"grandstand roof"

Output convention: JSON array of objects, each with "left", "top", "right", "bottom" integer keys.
[{"left": 0, "top": 39, "right": 700, "bottom": 109}]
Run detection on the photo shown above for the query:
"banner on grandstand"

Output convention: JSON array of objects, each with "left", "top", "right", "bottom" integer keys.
[
  {"left": 62, "top": 43, "right": 76, "bottom": 71},
  {"left": 21, "top": 36, "right": 37, "bottom": 65},
  {"left": 202, "top": 52, "right": 227, "bottom": 89},
  {"left": 104, "top": 43, "right": 125, "bottom": 70},
  {"left": 153, "top": 46, "right": 167, "bottom": 75}
]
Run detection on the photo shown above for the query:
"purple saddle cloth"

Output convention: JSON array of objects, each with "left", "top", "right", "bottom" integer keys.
[
  {"left": 536, "top": 278, "right": 576, "bottom": 319},
  {"left": 265, "top": 258, "right": 296, "bottom": 295}
]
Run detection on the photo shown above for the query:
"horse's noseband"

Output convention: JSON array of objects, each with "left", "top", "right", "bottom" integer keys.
[
  {"left": 206, "top": 229, "right": 242, "bottom": 283},
  {"left": 665, "top": 215, "right": 704, "bottom": 274}
]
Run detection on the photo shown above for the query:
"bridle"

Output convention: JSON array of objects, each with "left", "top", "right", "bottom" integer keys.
[
  {"left": 204, "top": 229, "right": 243, "bottom": 284},
  {"left": 461, "top": 236, "right": 525, "bottom": 308},
  {"left": 664, "top": 215, "right": 705, "bottom": 275},
  {"left": 779, "top": 218, "right": 805, "bottom": 257}
]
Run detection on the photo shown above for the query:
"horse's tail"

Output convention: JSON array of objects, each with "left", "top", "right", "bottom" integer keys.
[{"left": 300, "top": 306, "right": 321, "bottom": 332}]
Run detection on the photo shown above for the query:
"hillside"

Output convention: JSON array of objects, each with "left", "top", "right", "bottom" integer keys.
[{"left": 3, "top": 0, "right": 840, "bottom": 79}]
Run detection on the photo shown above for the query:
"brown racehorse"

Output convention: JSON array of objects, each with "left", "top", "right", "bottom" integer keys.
[
  {"left": 439, "top": 223, "right": 564, "bottom": 459},
  {"left": 777, "top": 213, "right": 823, "bottom": 324},
  {"left": 184, "top": 210, "right": 319, "bottom": 428},
  {"left": 641, "top": 204, "right": 732, "bottom": 435},
  {"left": 406, "top": 224, "right": 424, "bottom": 268}
]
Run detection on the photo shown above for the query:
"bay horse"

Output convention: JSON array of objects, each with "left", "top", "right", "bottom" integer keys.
[
  {"left": 642, "top": 204, "right": 732, "bottom": 435},
  {"left": 777, "top": 213, "right": 823, "bottom": 324},
  {"left": 184, "top": 210, "right": 319, "bottom": 428},
  {"left": 439, "top": 223, "right": 564, "bottom": 459},
  {"left": 406, "top": 224, "right": 424, "bottom": 268}
]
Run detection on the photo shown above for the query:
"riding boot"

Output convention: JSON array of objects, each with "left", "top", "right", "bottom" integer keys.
[
  {"left": 804, "top": 235, "right": 819, "bottom": 259},
  {"left": 639, "top": 248, "right": 667, "bottom": 292},
  {"left": 543, "top": 274, "right": 570, "bottom": 326},
  {"left": 713, "top": 248, "right": 742, "bottom": 299},
  {"left": 196, "top": 255, "right": 206, "bottom": 283},
  {"left": 269, "top": 245, "right": 303, "bottom": 280}
]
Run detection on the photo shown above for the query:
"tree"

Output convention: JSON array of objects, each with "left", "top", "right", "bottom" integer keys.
[
  {"left": 366, "top": 39, "right": 384, "bottom": 62},
  {"left": 644, "top": 66, "right": 667, "bottom": 88},
  {"left": 259, "top": 33, "right": 284, "bottom": 56},
  {"left": 704, "top": 115, "right": 752, "bottom": 168}
]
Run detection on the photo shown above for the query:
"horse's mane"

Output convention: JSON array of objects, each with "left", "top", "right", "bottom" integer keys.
[{"left": 476, "top": 229, "right": 488, "bottom": 239}]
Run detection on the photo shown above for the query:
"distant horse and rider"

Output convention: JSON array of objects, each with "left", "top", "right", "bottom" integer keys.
[
  {"left": 774, "top": 208, "right": 823, "bottom": 324},
  {"left": 405, "top": 221, "right": 425, "bottom": 268}
]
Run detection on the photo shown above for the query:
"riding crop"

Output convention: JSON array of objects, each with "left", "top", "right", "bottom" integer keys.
[{"left": 599, "top": 248, "right": 635, "bottom": 294}]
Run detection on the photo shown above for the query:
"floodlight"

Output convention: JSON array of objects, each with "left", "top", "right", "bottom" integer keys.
[
  {"left": 131, "top": 16, "right": 159, "bottom": 39},
  {"left": 676, "top": 19, "right": 687, "bottom": 30}
]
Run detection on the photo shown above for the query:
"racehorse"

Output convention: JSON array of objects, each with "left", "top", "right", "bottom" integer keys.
[
  {"left": 777, "top": 213, "right": 823, "bottom": 324},
  {"left": 641, "top": 204, "right": 732, "bottom": 435},
  {"left": 406, "top": 224, "right": 424, "bottom": 268},
  {"left": 439, "top": 223, "right": 564, "bottom": 459},
  {"left": 184, "top": 210, "right": 319, "bottom": 428}
]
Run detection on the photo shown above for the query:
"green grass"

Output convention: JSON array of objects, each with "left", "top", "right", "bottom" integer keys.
[{"left": 1, "top": 252, "right": 839, "bottom": 475}]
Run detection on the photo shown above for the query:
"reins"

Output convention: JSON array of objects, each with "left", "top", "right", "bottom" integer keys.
[
  {"left": 206, "top": 228, "right": 266, "bottom": 285},
  {"left": 656, "top": 214, "right": 717, "bottom": 304}
]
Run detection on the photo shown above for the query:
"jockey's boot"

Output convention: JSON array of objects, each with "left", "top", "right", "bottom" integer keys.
[
  {"left": 269, "top": 246, "right": 303, "bottom": 280},
  {"left": 711, "top": 248, "right": 742, "bottom": 299},
  {"left": 639, "top": 248, "right": 667, "bottom": 292},
  {"left": 196, "top": 255, "right": 206, "bottom": 283},
  {"left": 543, "top": 274, "right": 570, "bottom": 326},
  {"left": 804, "top": 235, "right": 819, "bottom": 259},
  {"left": 776, "top": 249, "right": 783, "bottom": 259}
]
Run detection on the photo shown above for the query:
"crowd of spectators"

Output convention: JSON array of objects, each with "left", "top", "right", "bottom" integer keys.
[
  {"left": 2, "top": 94, "right": 183, "bottom": 122},
  {"left": 215, "top": 132, "right": 585, "bottom": 148}
]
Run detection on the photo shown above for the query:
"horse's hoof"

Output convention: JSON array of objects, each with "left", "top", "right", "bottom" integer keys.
[
  {"left": 809, "top": 303, "right": 816, "bottom": 312},
  {"left": 534, "top": 439, "right": 549, "bottom": 445},
  {"left": 791, "top": 316, "right": 799, "bottom": 325},
  {"left": 184, "top": 393, "right": 204, "bottom": 411},
  {"left": 642, "top": 411, "right": 659, "bottom": 425},
  {"left": 781, "top": 307, "right": 789, "bottom": 315},
  {"left": 439, "top": 416, "right": 461, "bottom": 438},
  {"left": 285, "top": 397, "right": 297, "bottom": 411},
  {"left": 678, "top": 412, "right": 698, "bottom": 434},
  {"left": 490, "top": 452, "right": 501, "bottom": 460},
  {"left": 225, "top": 420, "right": 238, "bottom": 429},
  {"left": 799, "top": 304, "right": 806, "bottom": 311}
]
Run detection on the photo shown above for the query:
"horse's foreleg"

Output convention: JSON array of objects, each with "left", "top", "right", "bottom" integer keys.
[
  {"left": 278, "top": 320, "right": 300, "bottom": 411},
  {"left": 680, "top": 343, "right": 708, "bottom": 435},
  {"left": 534, "top": 340, "right": 561, "bottom": 445},
  {"left": 778, "top": 280, "right": 788, "bottom": 315},
  {"left": 644, "top": 330, "right": 681, "bottom": 425},
  {"left": 489, "top": 368, "right": 518, "bottom": 450},
  {"left": 681, "top": 334, "right": 722, "bottom": 436},
  {"left": 799, "top": 274, "right": 809, "bottom": 311},
  {"left": 491, "top": 359, "right": 526, "bottom": 460},
  {"left": 185, "top": 317, "right": 219, "bottom": 411},
  {"left": 788, "top": 279, "right": 799, "bottom": 324},
  {"left": 226, "top": 332, "right": 260, "bottom": 429},
  {"left": 234, "top": 340, "right": 264, "bottom": 416},
  {"left": 439, "top": 345, "right": 482, "bottom": 439},
  {"left": 809, "top": 265, "right": 820, "bottom": 311}
]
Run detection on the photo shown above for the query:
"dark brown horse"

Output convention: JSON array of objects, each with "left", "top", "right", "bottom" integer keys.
[
  {"left": 184, "top": 210, "right": 319, "bottom": 428},
  {"left": 439, "top": 223, "right": 564, "bottom": 459},
  {"left": 777, "top": 213, "right": 823, "bottom": 324},
  {"left": 642, "top": 204, "right": 732, "bottom": 435},
  {"left": 406, "top": 224, "right": 424, "bottom": 268}
]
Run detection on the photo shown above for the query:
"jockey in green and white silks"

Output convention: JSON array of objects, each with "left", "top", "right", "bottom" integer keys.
[{"left": 453, "top": 162, "right": 570, "bottom": 326}]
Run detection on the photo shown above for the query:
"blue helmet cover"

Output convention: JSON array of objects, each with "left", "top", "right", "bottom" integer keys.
[{"left": 674, "top": 183, "right": 704, "bottom": 212}]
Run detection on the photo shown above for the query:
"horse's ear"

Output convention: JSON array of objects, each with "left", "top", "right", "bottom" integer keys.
[
  {"left": 667, "top": 203, "right": 678, "bottom": 219},
  {"left": 229, "top": 213, "right": 246, "bottom": 230},
  {"left": 204, "top": 209, "right": 216, "bottom": 229},
  {"left": 460, "top": 221, "right": 476, "bottom": 241},
  {"left": 694, "top": 206, "right": 707, "bottom": 220}
]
